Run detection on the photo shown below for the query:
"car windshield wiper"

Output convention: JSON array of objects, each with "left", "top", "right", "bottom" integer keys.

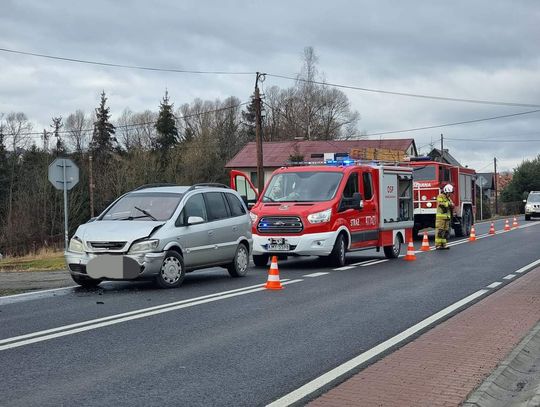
[
  {"left": 111, "top": 215, "right": 149, "bottom": 221},
  {"left": 262, "top": 196, "right": 276, "bottom": 202},
  {"left": 134, "top": 206, "right": 158, "bottom": 221}
]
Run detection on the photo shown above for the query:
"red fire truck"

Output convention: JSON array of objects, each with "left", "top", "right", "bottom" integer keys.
[
  {"left": 230, "top": 161, "right": 414, "bottom": 267},
  {"left": 405, "top": 158, "right": 476, "bottom": 238}
]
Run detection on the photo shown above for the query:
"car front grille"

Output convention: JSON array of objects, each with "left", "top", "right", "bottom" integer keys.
[
  {"left": 87, "top": 241, "right": 127, "bottom": 251},
  {"left": 257, "top": 217, "right": 303, "bottom": 234}
]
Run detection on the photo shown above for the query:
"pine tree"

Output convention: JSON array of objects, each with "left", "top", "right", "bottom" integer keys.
[
  {"left": 90, "top": 91, "right": 116, "bottom": 156},
  {"left": 154, "top": 90, "right": 178, "bottom": 152},
  {"left": 241, "top": 94, "right": 257, "bottom": 141}
]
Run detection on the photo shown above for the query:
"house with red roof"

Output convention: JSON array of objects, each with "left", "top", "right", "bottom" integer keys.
[{"left": 225, "top": 139, "right": 417, "bottom": 185}]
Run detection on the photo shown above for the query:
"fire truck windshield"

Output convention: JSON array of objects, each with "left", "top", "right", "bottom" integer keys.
[
  {"left": 413, "top": 166, "right": 436, "bottom": 181},
  {"left": 263, "top": 171, "right": 343, "bottom": 202}
]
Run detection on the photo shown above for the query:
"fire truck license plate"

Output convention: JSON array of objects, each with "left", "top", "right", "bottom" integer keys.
[{"left": 268, "top": 238, "right": 290, "bottom": 251}]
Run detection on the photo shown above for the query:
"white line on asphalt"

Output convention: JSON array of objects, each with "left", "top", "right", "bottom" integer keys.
[
  {"left": 303, "top": 272, "right": 330, "bottom": 278},
  {"left": 267, "top": 255, "right": 540, "bottom": 407},
  {"left": 486, "top": 282, "right": 502, "bottom": 289},
  {"left": 515, "top": 258, "right": 540, "bottom": 273},
  {"left": 351, "top": 260, "right": 378, "bottom": 266},
  {"left": 0, "top": 286, "right": 76, "bottom": 302},
  {"left": 503, "top": 274, "right": 516, "bottom": 280},
  {"left": 0, "top": 280, "right": 303, "bottom": 350},
  {"left": 360, "top": 259, "right": 388, "bottom": 267},
  {"left": 266, "top": 288, "right": 489, "bottom": 407},
  {"left": 333, "top": 266, "right": 356, "bottom": 271}
]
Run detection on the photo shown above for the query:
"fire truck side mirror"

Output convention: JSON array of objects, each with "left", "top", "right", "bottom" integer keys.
[{"left": 352, "top": 192, "right": 364, "bottom": 210}]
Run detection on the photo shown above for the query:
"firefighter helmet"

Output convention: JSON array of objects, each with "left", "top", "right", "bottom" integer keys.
[{"left": 443, "top": 184, "right": 454, "bottom": 194}]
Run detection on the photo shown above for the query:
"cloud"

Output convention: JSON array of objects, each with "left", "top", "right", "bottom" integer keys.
[{"left": 1, "top": 0, "right": 539, "bottom": 171}]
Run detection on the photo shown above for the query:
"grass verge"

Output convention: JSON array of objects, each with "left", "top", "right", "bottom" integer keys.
[{"left": 0, "top": 251, "right": 66, "bottom": 272}]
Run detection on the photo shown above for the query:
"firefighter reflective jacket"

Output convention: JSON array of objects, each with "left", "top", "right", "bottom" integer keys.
[{"left": 436, "top": 193, "right": 454, "bottom": 220}]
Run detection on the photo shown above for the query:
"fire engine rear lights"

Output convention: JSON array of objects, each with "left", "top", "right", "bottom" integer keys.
[
  {"left": 426, "top": 202, "right": 433, "bottom": 208},
  {"left": 421, "top": 195, "right": 427, "bottom": 201}
]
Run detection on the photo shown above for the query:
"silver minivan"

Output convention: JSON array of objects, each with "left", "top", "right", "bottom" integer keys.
[{"left": 65, "top": 184, "right": 253, "bottom": 288}]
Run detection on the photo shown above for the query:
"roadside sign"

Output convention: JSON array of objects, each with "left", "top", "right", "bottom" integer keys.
[
  {"left": 48, "top": 158, "right": 79, "bottom": 190},
  {"left": 48, "top": 158, "right": 80, "bottom": 250}
]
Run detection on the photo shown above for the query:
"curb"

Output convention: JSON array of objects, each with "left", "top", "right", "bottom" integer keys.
[{"left": 463, "top": 321, "right": 540, "bottom": 407}]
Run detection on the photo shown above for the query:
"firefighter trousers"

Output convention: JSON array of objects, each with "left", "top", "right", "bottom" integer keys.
[{"left": 435, "top": 218, "right": 450, "bottom": 248}]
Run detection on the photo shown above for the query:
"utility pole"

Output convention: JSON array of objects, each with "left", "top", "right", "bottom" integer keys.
[
  {"left": 254, "top": 72, "right": 266, "bottom": 193},
  {"left": 494, "top": 157, "right": 498, "bottom": 215},
  {"left": 89, "top": 154, "right": 95, "bottom": 218}
]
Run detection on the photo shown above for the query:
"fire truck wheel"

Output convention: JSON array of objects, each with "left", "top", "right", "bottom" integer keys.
[
  {"left": 253, "top": 254, "right": 269, "bottom": 267},
  {"left": 455, "top": 207, "right": 473, "bottom": 237},
  {"left": 329, "top": 233, "right": 347, "bottom": 267},
  {"left": 383, "top": 233, "right": 402, "bottom": 259}
]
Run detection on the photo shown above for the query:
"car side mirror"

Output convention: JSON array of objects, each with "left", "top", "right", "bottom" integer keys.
[
  {"left": 187, "top": 216, "right": 205, "bottom": 225},
  {"left": 352, "top": 192, "right": 364, "bottom": 210}
]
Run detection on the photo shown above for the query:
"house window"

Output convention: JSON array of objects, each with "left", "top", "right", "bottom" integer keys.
[{"left": 250, "top": 171, "right": 258, "bottom": 186}]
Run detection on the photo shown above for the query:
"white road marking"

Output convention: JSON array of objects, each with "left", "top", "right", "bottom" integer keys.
[
  {"left": 0, "top": 286, "right": 76, "bottom": 302},
  {"left": 304, "top": 272, "right": 330, "bottom": 278},
  {"left": 267, "top": 289, "right": 489, "bottom": 407},
  {"left": 486, "top": 282, "right": 502, "bottom": 289},
  {"left": 351, "top": 260, "right": 378, "bottom": 266},
  {"left": 0, "top": 279, "right": 303, "bottom": 351},
  {"left": 360, "top": 259, "right": 388, "bottom": 267},
  {"left": 503, "top": 274, "right": 516, "bottom": 280},
  {"left": 333, "top": 266, "right": 355, "bottom": 271},
  {"left": 267, "top": 256, "right": 540, "bottom": 407}
]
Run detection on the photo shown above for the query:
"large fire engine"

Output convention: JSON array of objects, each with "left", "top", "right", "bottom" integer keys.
[
  {"left": 230, "top": 160, "right": 414, "bottom": 267},
  {"left": 405, "top": 158, "right": 476, "bottom": 238}
]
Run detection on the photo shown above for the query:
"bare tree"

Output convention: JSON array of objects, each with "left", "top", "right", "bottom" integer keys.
[{"left": 65, "top": 110, "right": 89, "bottom": 153}]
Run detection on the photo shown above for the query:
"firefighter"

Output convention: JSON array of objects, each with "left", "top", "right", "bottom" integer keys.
[{"left": 435, "top": 184, "right": 455, "bottom": 250}]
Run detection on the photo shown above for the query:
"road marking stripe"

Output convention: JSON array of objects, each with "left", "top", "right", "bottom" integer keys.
[
  {"left": 503, "top": 274, "right": 516, "bottom": 280},
  {"left": 304, "top": 272, "right": 330, "bottom": 278},
  {"left": 0, "top": 279, "right": 304, "bottom": 351},
  {"left": 0, "top": 286, "right": 76, "bottom": 302},
  {"left": 351, "top": 260, "right": 378, "bottom": 266},
  {"left": 0, "top": 280, "right": 293, "bottom": 347},
  {"left": 267, "top": 289, "right": 489, "bottom": 407},
  {"left": 333, "top": 266, "right": 355, "bottom": 271},
  {"left": 268, "top": 256, "right": 540, "bottom": 407},
  {"left": 486, "top": 282, "right": 502, "bottom": 289},
  {"left": 360, "top": 259, "right": 388, "bottom": 267}
]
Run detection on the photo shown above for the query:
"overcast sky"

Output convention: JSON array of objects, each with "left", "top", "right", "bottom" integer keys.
[{"left": 1, "top": 0, "right": 539, "bottom": 172}]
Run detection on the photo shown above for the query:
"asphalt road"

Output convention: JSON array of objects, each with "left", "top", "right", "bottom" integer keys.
[{"left": 1, "top": 217, "right": 539, "bottom": 407}]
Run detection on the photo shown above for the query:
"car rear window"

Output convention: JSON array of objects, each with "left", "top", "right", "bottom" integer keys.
[
  {"left": 205, "top": 192, "right": 229, "bottom": 221},
  {"left": 225, "top": 193, "right": 246, "bottom": 217}
]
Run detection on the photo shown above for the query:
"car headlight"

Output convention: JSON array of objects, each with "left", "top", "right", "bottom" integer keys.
[
  {"left": 307, "top": 209, "right": 332, "bottom": 224},
  {"left": 129, "top": 239, "right": 159, "bottom": 254},
  {"left": 249, "top": 212, "right": 258, "bottom": 223},
  {"left": 68, "top": 237, "right": 84, "bottom": 253}
]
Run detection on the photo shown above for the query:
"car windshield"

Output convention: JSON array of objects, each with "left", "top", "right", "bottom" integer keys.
[
  {"left": 262, "top": 171, "right": 343, "bottom": 202},
  {"left": 413, "top": 166, "right": 436, "bottom": 181},
  {"left": 527, "top": 194, "right": 540, "bottom": 203},
  {"left": 101, "top": 192, "right": 183, "bottom": 221}
]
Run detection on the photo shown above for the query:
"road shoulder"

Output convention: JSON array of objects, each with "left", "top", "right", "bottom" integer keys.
[{"left": 309, "top": 266, "right": 540, "bottom": 407}]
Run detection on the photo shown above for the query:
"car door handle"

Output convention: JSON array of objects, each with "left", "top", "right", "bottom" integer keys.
[
  {"left": 232, "top": 226, "right": 238, "bottom": 231},
  {"left": 208, "top": 231, "right": 214, "bottom": 236}
]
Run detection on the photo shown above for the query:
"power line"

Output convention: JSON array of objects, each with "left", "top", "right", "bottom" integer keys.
[
  {"left": 261, "top": 100, "right": 540, "bottom": 139},
  {"left": 362, "top": 109, "right": 540, "bottom": 137},
  {"left": 2, "top": 101, "right": 249, "bottom": 138},
  {"left": 266, "top": 73, "right": 540, "bottom": 108},
  {"left": 445, "top": 137, "right": 540, "bottom": 142},
  {"left": 0, "top": 47, "right": 255, "bottom": 75},
  {"left": 4, "top": 47, "right": 540, "bottom": 109}
]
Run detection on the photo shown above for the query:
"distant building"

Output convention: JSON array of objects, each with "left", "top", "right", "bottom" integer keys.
[
  {"left": 225, "top": 139, "right": 418, "bottom": 185},
  {"left": 427, "top": 148, "right": 463, "bottom": 167}
]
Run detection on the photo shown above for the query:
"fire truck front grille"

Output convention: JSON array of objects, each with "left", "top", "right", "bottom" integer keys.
[{"left": 257, "top": 217, "right": 303, "bottom": 234}]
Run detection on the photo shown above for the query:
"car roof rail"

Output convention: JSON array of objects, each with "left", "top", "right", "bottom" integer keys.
[
  {"left": 133, "top": 183, "right": 179, "bottom": 191},
  {"left": 185, "top": 183, "right": 230, "bottom": 193}
]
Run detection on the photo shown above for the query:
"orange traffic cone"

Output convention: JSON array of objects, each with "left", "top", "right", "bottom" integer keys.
[
  {"left": 404, "top": 240, "right": 417, "bottom": 261},
  {"left": 489, "top": 222, "right": 495, "bottom": 235},
  {"left": 265, "top": 256, "right": 283, "bottom": 290},
  {"left": 512, "top": 217, "right": 519, "bottom": 228},
  {"left": 504, "top": 219, "right": 511, "bottom": 231},
  {"left": 421, "top": 232, "right": 430, "bottom": 251},
  {"left": 469, "top": 226, "right": 477, "bottom": 242}
]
